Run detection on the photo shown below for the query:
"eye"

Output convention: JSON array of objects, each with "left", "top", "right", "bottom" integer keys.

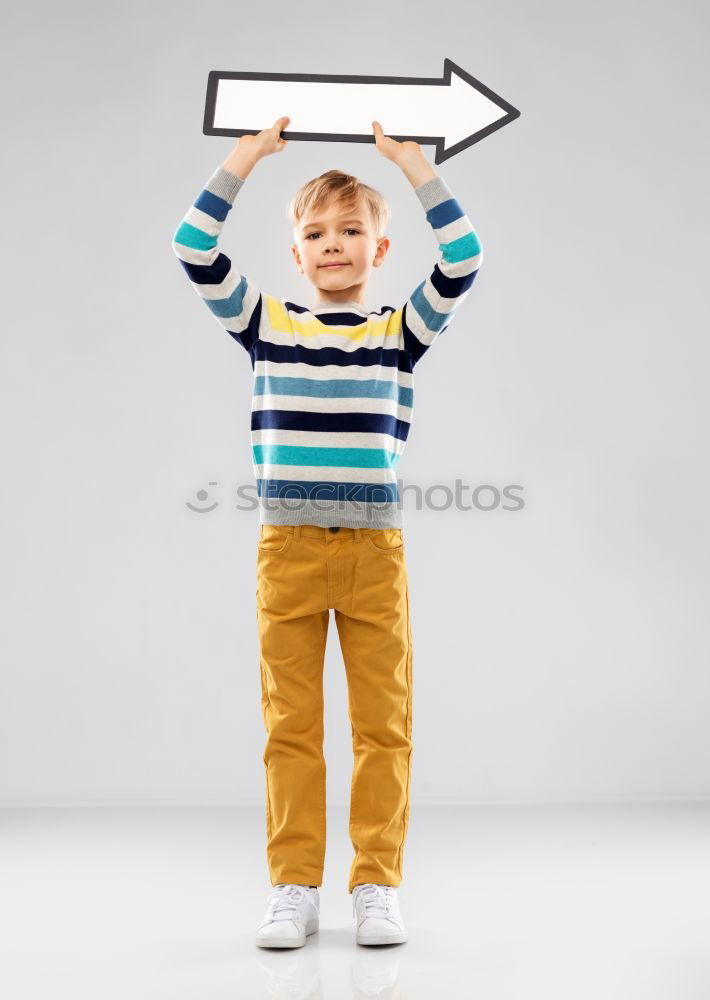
[{"left": 305, "top": 228, "right": 361, "bottom": 241}]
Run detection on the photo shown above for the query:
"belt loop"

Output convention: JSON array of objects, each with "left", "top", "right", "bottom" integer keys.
[{"left": 294, "top": 525, "right": 301, "bottom": 540}]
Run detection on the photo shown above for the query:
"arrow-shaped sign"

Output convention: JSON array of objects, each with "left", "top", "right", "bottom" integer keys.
[{"left": 203, "top": 59, "right": 520, "bottom": 164}]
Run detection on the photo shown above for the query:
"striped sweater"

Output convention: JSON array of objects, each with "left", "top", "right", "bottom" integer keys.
[{"left": 172, "top": 163, "right": 483, "bottom": 529}]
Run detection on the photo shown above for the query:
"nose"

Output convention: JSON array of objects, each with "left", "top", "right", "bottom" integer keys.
[{"left": 323, "top": 234, "right": 343, "bottom": 254}]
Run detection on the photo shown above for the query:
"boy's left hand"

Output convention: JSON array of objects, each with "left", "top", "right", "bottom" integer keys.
[
  {"left": 371, "top": 121, "right": 437, "bottom": 187},
  {"left": 372, "top": 120, "right": 426, "bottom": 169}
]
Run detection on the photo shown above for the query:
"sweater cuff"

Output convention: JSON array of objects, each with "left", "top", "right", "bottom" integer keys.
[
  {"left": 413, "top": 174, "right": 452, "bottom": 212},
  {"left": 206, "top": 165, "right": 246, "bottom": 204}
]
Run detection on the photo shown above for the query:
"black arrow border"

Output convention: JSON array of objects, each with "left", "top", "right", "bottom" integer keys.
[{"left": 203, "top": 59, "right": 520, "bottom": 164}]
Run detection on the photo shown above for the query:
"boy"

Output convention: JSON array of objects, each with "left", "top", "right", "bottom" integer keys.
[{"left": 172, "top": 116, "right": 483, "bottom": 948}]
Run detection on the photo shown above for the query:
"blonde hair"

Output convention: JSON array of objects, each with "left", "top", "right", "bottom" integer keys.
[{"left": 287, "top": 169, "right": 391, "bottom": 241}]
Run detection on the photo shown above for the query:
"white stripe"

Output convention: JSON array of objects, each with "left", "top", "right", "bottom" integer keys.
[
  {"left": 432, "top": 213, "right": 478, "bottom": 246},
  {"left": 253, "top": 463, "right": 400, "bottom": 483},
  {"left": 252, "top": 429, "right": 407, "bottom": 451},
  {"left": 253, "top": 358, "right": 413, "bottom": 387},
  {"left": 251, "top": 393, "right": 412, "bottom": 418},
  {"left": 184, "top": 203, "right": 225, "bottom": 238},
  {"left": 259, "top": 325, "right": 401, "bottom": 352}
]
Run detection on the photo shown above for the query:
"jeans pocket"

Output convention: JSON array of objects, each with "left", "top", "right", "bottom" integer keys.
[
  {"left": 364, "top": 528, "right": 404, "bottom": 554},
  {"left": 257, "top": 525, "right": 295, "bottom": 555}
]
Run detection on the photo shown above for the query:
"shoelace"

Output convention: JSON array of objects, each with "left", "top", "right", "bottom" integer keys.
[
  {"left": 352, "top": 883, "right": 392, "bottom": 918},
  {"left": 268, "top": 883, "right": 311, "bottom": 922}
]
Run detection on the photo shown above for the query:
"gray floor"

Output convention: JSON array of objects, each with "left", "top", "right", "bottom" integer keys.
[{"left": 1, "top": 803, "right": 708, "bottom": 999}]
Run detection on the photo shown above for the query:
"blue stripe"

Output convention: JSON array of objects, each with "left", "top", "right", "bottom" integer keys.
[
  {"left": 253, "top": 444, "right": 401, "bottom": 469},
  {"left": 194, "top": 188, "right": 231, "bottom": 222},
  {"left": 204, "top": 274, "right": 249, "bottom": 319},
  {"left": 173, "top": 220, "right": 216, "bottom": 252},
  {"left": 254, "top": 375, "right": 413, "bottom": 408},
  {"left": 410, "top": 282, "right": 449, "bottom": 332},
  {"left": 429, "top": 262, "right": 479, "bottom": 300},
  {"left": 440, "top": 231, "right": 482, "bottom": 264},
  {"left": 426, "top": 196, "right": 464, "bottom": 230},
  {"left": 257, "top": 478, "right": 400, "bottom": 502},
  {"left": 176, "top": 252, "right": 232, "bottom": 286},
  {"left": 252, "top": 339, "right": 413, "bottom": 376},
  {"left": 283, "top": 300, "right": 396, "bottom": 323},
  {"left": 252, "top": 408, "right": 411, "bottom": 441}
]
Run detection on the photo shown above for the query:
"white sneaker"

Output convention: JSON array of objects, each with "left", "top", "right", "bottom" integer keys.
[
  {"left": 255, "top": 883, "right": 320, "bottom": 949},
  {"left": 352, "top": 883, "right": 408, "bottom": 945}
]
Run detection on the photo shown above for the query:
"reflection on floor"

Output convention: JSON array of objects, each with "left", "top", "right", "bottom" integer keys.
[{"left": 1, "top": 802, "right": 708, "bottom": 999}]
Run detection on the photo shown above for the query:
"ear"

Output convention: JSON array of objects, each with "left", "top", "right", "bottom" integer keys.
[
  {"left": 291, "top": 244, "right": 304, "bottom": 273},
  {"left": 372, "top": 236, "right": 390, "bottom": 268}
]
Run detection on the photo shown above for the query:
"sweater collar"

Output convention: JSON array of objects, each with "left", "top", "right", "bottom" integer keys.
[{"left": 312, "top": 300, "right": 367, "bottom": 312}]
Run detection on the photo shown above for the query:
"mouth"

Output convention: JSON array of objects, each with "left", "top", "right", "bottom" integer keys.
[{"left": 319, "top": 263, "right": 349, "bottom": 269}]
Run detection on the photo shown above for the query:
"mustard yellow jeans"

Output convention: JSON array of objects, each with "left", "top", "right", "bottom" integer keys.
[{"left": 255, "top": 522, "right": 413, "bottom": 893}]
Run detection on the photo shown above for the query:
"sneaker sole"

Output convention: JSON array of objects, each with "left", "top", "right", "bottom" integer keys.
[
  {"left": 356, "top": 929, "right": 408, "bottom": 946},
  {"left": 255, "top": 917, "right": 319, "bottom": 949}
]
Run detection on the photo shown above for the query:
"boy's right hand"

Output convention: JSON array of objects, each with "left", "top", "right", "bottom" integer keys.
[
  {"left": 237, "top": 116, "right": 290, "bottom": 161},
  {"left": 222, "top": 116, "right": 290, "bottom": 180}
]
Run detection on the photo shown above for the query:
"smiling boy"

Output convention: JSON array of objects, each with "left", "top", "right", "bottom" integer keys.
[
  {"left": 290, "top": 162, "right": 390, "bottom": 306},
  {"left": 172, "top": 116, "right": 483, "bottom": 948}
]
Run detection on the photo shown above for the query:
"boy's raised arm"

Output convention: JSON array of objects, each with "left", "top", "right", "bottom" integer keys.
[
  {"left": 401, "top": 174, "right": 483, "bottom": 367},
  {"left": 171, "top": 163, "right": 263, "bottom": 356},
  {"left": 171, "top": 118, "right": 291, "bottom": 357},
  {"left": 370, "top": 121, "right": 483, "bottom": 368},
  {"left": 402, "top": 173, "right": 483, "bottom": 368}
]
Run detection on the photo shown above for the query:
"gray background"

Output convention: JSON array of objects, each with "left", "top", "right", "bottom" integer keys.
[{"left": 2, "top": 0, "right": 708, "bottom": 806}]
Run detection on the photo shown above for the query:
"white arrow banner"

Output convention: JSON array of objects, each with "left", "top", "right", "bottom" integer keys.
[{"left": 203, "top": 59, "right": 520, "bottom": 163}]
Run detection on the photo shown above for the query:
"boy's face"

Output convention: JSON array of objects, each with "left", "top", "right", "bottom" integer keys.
[{"left": 291, "top": 193, "right": 390, "bottom": 306}]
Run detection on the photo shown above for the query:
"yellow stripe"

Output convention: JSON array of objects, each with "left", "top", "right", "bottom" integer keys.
[{"left": 265, "top": 296, "right": 403, "bottom": 342}]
